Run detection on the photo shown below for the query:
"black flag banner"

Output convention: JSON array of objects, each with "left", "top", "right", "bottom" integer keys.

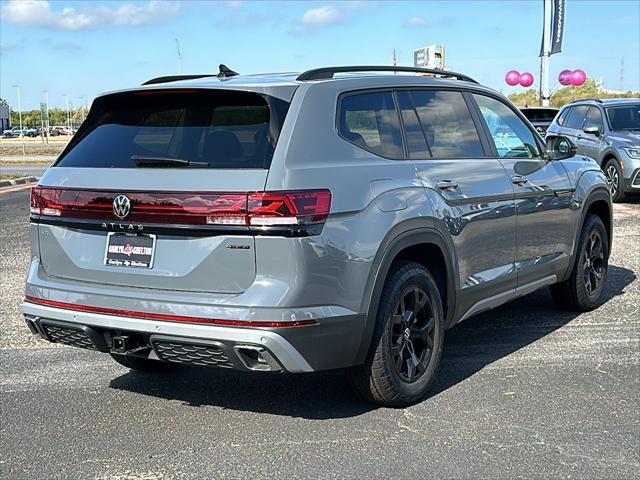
[{"left": 540, "top": 0, "right": 565, "bottom": 56}]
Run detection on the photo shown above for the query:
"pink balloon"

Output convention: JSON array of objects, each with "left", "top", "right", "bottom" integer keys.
[
  {"left": 519, "top": 72, "right": 534, "bottom": 87},
  {"left": 505, "top": 70, "right": 520, "bottom": 86},
  {"left": 558, "top": 69, "right": 572, "bottom": 86},
  {"left": 570, "top": 69, "right": 587, "bottom": 86}
]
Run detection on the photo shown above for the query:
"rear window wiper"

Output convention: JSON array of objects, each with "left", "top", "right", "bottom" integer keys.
[{"left": 131, "top": 155, "right": 209, "bottom": 168}]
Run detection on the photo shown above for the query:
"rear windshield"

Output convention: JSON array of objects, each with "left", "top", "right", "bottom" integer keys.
[
  {"left": 56, "top": 90, "right": 289, "bottom": 169},
  {"left": 520, "top": 108, "right": 559, "bottom": 122}
]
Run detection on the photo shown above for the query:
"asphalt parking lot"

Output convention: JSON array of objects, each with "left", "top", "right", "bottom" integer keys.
[{"left": 1, "top": 187, "right": 638, "bottom": 479}]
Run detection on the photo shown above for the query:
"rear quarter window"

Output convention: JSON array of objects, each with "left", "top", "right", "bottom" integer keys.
[
  {"left": 338, "top": 91, "right": 405, "bottom": 159},
  {"left": 556, "top": 107, "right": 571, "bottom": 126}
]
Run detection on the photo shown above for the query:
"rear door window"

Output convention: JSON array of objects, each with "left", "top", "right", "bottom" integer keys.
[
  {"left": 409, "top": 90, "right": 485, "bottom": 159},
  {"left": 56, "top": 90, "right": 289, "bottom": 169},
  {"left": 564, "top": 105, "right": 588, "bottom": 130},
  {"left": 338, "top": 91, "right": 404, "bottom": 159}
]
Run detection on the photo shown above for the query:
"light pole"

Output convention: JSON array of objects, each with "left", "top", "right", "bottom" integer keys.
[
  {"left": 63, "top": 94, "right": 71, "bottom": 130},
  {"left": 175, "top": 38, "right": 182, "bottom": 74},
  {"left": 12, "top": 84, "right": 26, "bottom": 155},
  {"left": 78, "top": 96, "right": 86, "bottom": 123}
]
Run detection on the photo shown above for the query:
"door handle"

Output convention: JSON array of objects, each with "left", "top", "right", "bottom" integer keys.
[
  {"left": 512, "top": 175, "right": 528, "bottom": 185},
  {"left": 436, "top": 180, "right": 459, "bottom": 191}
]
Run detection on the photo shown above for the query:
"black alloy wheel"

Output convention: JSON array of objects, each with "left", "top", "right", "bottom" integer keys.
[
  {"left": 582, "top": 230, "right": 605, "bottom": 296},
  {"left": 390, "top": 286, "right": 436, "bottom": 383}
]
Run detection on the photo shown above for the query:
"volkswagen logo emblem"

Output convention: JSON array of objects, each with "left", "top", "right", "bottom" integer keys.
[{"left": 113, "top": 195, "right": 131, "bottom": 219}]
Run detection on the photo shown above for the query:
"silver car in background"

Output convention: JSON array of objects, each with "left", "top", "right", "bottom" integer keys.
[{"left": 547, "top": 98, "right": 640, "bottom": 201}]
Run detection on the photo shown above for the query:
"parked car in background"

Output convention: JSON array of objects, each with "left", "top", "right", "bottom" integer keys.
[
  {"left": 2, "top": 127, "right": 26, "bottom": 138},
  {"left": 23, "top": 65, "right": 612, "bottom": 407},
  {"left": 547, "top": 98, "right": 640, "bottom": 202},
  {"left": 25, "top": 128, "right": 39, "bottom": 137},
  {"left": 58, "top": 127, "right": 75, "bottom": 136},
  {"left": 520, "top": 106, "right": 560, "bottom": 136}
]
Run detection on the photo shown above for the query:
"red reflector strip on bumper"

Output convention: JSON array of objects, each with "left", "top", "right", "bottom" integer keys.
[{"left": 24, "top": 296, "right": 318, "bottom": 328}]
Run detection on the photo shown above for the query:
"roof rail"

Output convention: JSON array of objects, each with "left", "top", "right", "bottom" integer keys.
[
  {"left": 297, "top": 66, "right": 478, "bottom": 83},
  {"left": 142, "top": 74, "right": 214, "bottom": 86},
  {"left": 570, "top": 98, "right": 603, "bottom": 104}
]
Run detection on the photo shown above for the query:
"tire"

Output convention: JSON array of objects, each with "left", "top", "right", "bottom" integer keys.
[
  {"left": 550, "top": 214, "right": 609, "bottom": 311},
  {"left": 347, "top": 261, "right": 444, "bottom": 407},
  {"left": 603, "top": 158, "right": 627, "bottom": 202},
  {"left": 110, "top": 353, "right": 175, "bottom": 372}
]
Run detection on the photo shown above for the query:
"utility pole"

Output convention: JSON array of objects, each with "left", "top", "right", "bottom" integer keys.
[
  {"left": 12, "top": 84, "right": 26, "bottom": 156},
  {"left": 620, "top": 57, "right": 624, "bottom": 92},
  {"left": 42, "top": 90, "right": 49, "bottom": 144},
  {"left": 392, "top": 49, "right": 397, "bottom": 73},
  {"left": 175, "top": 38, "right": 182, "bottom": 74}
]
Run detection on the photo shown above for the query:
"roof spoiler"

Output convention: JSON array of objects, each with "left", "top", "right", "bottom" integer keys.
[{"left": 142, "top": 64, "right": 239, "bottom": 86}]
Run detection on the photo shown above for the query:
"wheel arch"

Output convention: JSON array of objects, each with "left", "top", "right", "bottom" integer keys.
[
  {"left": 563, "top": 186, "right": 612, "bottom": 282},
  {"left": 353, "top": 227, "right": 457, "bottom": 366}
]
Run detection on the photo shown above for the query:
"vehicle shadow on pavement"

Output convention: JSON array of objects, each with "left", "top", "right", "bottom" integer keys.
[
  {"left": 433, "top": 263, "right": 636, "bottom": 395},
  {"left": 109, "top": 264, "right": 635, "bottom": 418}
]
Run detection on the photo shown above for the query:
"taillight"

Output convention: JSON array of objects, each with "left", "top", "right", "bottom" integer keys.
[
  {"left": 30, "top": 186, "right": 60, "bottom": 216},
  {"left": 30, "top": 187, "right": 331, "bottom": 235},
  {"left": 248, "top": 190, "right": 331, "bottom": 226}
]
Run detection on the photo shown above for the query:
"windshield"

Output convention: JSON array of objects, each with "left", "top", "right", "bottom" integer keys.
[
  {"left": 56, "top": 89, "right": 289, "bottom": 169},
  {"left": 605, "top": 104, "right": 640, "bottom": 131}
]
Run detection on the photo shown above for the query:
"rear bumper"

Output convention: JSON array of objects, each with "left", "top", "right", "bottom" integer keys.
[{"left": 21, "top": 299, "right": 366, "bottom": 373}]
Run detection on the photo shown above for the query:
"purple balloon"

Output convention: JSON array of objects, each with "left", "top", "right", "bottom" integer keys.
[
  {"left": 558, "top": 69, "right": 572, "bottom": 86},
  {"left": 505, "top": 70, "right": 520, "bottom": 86},
  {"left": 570, "top": 69, "right": 587, "bottom": 86},
  {"left": 519, "top": 72, "right": 534, "bottom": 88}
]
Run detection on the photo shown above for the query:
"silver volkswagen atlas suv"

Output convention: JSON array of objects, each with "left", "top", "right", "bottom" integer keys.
[{"left": 23, "top": 65, "right": 612, "bottom": 407}]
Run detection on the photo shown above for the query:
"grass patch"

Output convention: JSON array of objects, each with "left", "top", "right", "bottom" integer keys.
[{"left": 0, "top": 144, "right": 65, "bottom": 156}]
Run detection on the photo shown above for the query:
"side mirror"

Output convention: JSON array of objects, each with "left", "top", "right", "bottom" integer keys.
[
  {"left": 583, "top": 125, "right": 601, "bottom": 136},
  {"left": 545, "top": 134, "right": 577, "bottom": 161}
]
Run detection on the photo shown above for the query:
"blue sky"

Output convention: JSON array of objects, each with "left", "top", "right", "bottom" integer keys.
[{"left": 1, "top": 0, "right": 639, "bottom": 110}]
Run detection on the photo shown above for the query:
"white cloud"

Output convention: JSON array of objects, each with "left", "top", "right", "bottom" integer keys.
[
  {"left": 300, "top": 6, "right": 343, "bottom": 27},
  {"left": 0, "top": 42, "right": 19, "bottom": 51},
  {"left": 405, "top": 16, "right": 429, "bottom": 28},
  {"left": 227, "top": 0, "right": 243, "bottom": 9},
  {"left": 1, "top": 0, "right": 181, "bottom": 31}
]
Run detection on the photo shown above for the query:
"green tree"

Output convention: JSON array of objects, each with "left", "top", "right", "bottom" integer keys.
[{"left": 508, "top": 79, "right": 639, "bottom": 108}]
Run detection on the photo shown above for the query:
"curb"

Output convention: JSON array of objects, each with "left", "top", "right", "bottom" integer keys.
[{"left": 0, "top": 176, "right": 38, "bottom": 188}]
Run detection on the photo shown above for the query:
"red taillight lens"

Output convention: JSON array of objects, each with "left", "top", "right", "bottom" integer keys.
[
  {"left": 30, "top": 187, "right": 248, "bottom": 226},
  {"left": 31, "top": 187, "right": 332, "bottom": 231},
  {"left": 248, "top": 190, "right": 331, "bottom": 226}
]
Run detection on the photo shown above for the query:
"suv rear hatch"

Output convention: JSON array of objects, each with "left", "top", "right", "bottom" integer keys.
[{"left": 32, "top": 88, "right": 290, "bottom": 294}]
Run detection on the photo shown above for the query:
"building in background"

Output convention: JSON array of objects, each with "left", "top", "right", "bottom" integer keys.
[{"left": 0, "top": 103, "right": 11, "bottom": 133}]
